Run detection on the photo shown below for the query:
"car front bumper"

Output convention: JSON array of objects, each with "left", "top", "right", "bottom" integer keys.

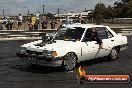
[{"left": 16, "top": 52, "right": 63, "bottom": 67}]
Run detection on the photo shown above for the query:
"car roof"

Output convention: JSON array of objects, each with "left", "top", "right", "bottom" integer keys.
[{"left": 67, "top": 24, "right": 107, "bottom": 29}]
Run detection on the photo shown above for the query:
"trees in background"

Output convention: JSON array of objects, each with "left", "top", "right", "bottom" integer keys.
[
  {"left": 46, "top": 13, "right": 55, "bottom": 19},
  {"left": 92, "top": 0, "right": 132, "bottom": 23},
  {"left": 93, "top": 3, "right": 106, "bottom": 24},
  {"left": 114, "top": 0, "right": 132, "bottom": 18}
]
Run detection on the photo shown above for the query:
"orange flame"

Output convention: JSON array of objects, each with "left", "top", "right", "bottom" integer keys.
[{"left": 78, "top": 66, "right": 86, "bottom": 76}]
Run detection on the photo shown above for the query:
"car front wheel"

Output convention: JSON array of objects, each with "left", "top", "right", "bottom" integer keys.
[{"left": 62, "top": 52, "right": 77, "bottom": 71}]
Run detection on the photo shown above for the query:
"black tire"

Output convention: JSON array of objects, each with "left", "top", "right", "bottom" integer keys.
[
  {"left": 62, "top": 52, "right": 77, "bottom": 71},
  {"left": 109, "top": 48, "right": 119, "bottom": 61}
]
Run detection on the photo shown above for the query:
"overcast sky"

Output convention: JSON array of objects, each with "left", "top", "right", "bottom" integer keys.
[{"left": 0, "top": 0, "right": 118, "bottom": 16}]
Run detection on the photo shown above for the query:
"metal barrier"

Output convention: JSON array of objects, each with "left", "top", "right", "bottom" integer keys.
[
  {"left": 112, "top": 28, "right": 132, "bottom": 36},
  {"left": 0, "top": 29, "right": 57, "bottom": 38},
  {"left": 0, "top": 28, "right": 132, "bottom": 40}
]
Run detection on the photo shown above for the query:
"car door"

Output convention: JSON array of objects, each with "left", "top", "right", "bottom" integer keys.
[
  {"left": 80, "top": 29, "right": 99, "bottom": 61},
  {"left": 96, "top": 27, "right": 115, "bottom": 58}
]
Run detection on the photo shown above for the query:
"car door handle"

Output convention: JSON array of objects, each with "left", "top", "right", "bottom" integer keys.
[{"left": 111, "top": 40, "right": 114, "bottom": 42}]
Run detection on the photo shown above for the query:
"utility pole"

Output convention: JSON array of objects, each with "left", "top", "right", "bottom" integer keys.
[
  {"left": 57, "top": 9, "right": 60, "bottom": 17},
  {"left": 3, "top": 10, "right": 5, "bottom": 16},
  {"left": 42, "top": 5, "right": 45, "bottom": 15}
]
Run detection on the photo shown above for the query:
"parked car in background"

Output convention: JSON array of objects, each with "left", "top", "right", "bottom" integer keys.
[
  {"left": 60, "top": 19, "right": 74, "bottom": 28},
  {"left": 16, "top": 24, "right": 128, "bottom": 71}
]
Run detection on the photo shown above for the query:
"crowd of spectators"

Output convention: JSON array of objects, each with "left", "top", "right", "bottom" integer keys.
[
  {"left": 0, "top": 14, "right": 58, "bottom": 30},
  {"left": 0, "top": 13, "right": 89, "bottom": 30}
]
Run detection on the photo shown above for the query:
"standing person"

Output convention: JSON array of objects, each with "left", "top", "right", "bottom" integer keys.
[
  {"left": 27, "top": 18, "right": 33, "bottom": 30},
  {"left": 78, "top": 14, "right": 82, "bottom": 23},
  {"left": 31, "top": 14, "right": 36, "bottom": 30},
  {"left": 6, "top": 20, "right": 10, "bottom": 30},
  {"left": 3, "top": 17, "right": 8, "bottom": 24},
  {"left": 3, "top": 17, "right": 8, "bottom": 29},
  {"left": 9, "top": 18, "right": 14, "bottom": 30},
  {"left": 34, "top": 20, "right": 39, "bottom": 30},
  {"left": 35, "top": 14, "right": 40, "bottom": 30},
  {"left": 18, "top": 14, "right": 23, "bottom": 30},
  {"left": 50, "top": 18, "right": 56, "bottom": 29},
  {"left": 41, "top": 16, "right": 47, "bottom": 29}
]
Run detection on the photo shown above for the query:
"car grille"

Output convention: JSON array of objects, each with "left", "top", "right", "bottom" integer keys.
[{"left": 26, "top": 50, "right": 42, "bottom": 55}]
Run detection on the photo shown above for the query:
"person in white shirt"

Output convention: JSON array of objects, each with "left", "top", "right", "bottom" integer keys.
[{"left": 18, "top": 14, "right": 23, "bottom": 30}]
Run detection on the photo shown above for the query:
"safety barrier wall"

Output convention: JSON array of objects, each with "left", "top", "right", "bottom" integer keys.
[{"left": 0, "top": 28, "right": 132, "bottom": 40}]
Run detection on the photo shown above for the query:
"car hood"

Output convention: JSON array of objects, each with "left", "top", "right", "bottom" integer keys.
[
  {"left": 23, "top": 40, "right": 75, "bottom": 51},
  {"left": 42, "top": 40, "right": 74, "bottom": 50}
]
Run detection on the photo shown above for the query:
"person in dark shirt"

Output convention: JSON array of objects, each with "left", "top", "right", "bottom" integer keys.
[
  {"left": 34, "top": 20, "right": 39, "bottom": 30},
  {"left": 41, "top": 16, "right": 47, "bottom": 29},
  {"left": 90, "top": 27, "right": 103, "bottom": 49}
]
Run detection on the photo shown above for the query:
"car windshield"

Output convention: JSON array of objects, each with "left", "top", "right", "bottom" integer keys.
[{"left": 55, "top": 27, "right": 85, "bottom": 41}]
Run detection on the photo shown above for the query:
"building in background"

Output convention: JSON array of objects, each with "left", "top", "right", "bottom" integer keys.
[{"left": 54, "top": 10, "right": 92, "bottom": 21}]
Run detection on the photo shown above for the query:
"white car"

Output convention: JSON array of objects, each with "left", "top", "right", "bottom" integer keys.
[{"left": 16, "top": 24, "right": 128, "bottom": 71}]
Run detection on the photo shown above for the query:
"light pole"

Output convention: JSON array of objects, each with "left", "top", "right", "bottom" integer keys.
[
  {"left": 42, "top": 5, "right": 45, "bottom": 15},
  {"left": 57, "top": 8, "right": 60, "bottom": 17},
  {"left": 3, "top": 9, "right": 5, "bottom": 16}
]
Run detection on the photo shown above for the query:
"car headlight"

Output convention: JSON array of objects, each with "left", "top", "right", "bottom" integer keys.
[
  {"left": 20, "top": 47, "right": 27, "bottom": 53},
  {"left": 43, "top": 50, "right": 58, "bottom": 57}
]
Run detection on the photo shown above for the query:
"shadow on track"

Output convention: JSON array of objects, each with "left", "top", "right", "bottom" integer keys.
[
  {"left": 10, "top": 64, "right": 65, "bottom": 74},
  {"left": 77, "top": 57, "right": 113, "bottom": 67},
  {"left": 10, "top": 57, "right": 113, "bottom": 74}
]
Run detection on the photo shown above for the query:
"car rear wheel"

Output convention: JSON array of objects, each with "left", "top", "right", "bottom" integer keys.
[
  {"left": 62, "top": 52, "right": 77, "bottom": 71},
  {"left": 109, "top": 48, "right": 118, "bottom": 60}
]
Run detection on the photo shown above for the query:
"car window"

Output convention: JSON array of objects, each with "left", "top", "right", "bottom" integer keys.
[
  {"left": 83, "top": 28, "right": 96, "bottom": 41},
  {"left": 55, "top": 27, "right": 85, "bottom": 41},
  {"left": 84, "top": 28, "right": 92, "bottom": 39},
  {"left": 96, "top": 27, "right": 113, "bottom": 39}
]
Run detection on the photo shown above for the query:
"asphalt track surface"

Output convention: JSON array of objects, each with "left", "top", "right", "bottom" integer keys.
[{"left": 0, "top": 37, "right": 132, "bottom": 88}]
